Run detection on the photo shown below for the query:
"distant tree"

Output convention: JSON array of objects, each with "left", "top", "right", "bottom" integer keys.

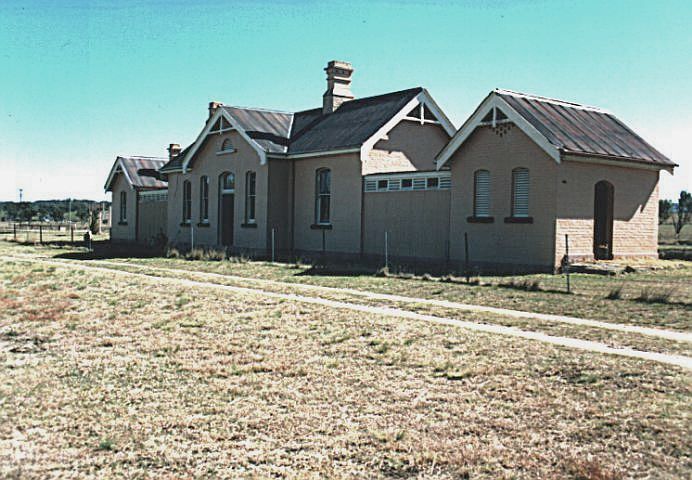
[
  {"left": 88, "top": 207, "right": 100, "bottom": 234},
  {"left": 672, "top": 191, "right": 692, "bottom": 240},
  {"left": 658, "top": 199, "right": 673, "bottom": 224}
]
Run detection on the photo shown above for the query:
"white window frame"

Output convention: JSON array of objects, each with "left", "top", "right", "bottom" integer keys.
[
  {"left": 245, "top": 171, "right": 256, "bottom": 224},
  {"left": 182, "top": 180, "right": 192, "bottom": 223},
  {"left": 315, "top": 168, "right": 331, "bottom": 225},
  {"left": 363, "top": 171, "right": 451, "bottom": 193},
  {"left": 199, "top": 176, "right": 209, "bottom": 223}
]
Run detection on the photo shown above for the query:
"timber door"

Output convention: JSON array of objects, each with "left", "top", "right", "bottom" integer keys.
[
  {"left": 219, "top": 172, "right": 235, "bottom": 247},
  {"left": 593, "top": 180, "right": 614, "bottom": 260}
]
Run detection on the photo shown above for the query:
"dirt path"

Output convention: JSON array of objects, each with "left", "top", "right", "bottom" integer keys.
[
  {"left": 20, "top": 255, "right": 692, "bottom": 343},
  {"left": 4, "top": 255, "right": 691, "bottom": 370}
]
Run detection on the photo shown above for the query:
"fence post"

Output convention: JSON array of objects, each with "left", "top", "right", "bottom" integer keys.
[
  {"left": 13, "top": 223, "right": 17, "bottom": 241},
  {"left": 464, "top": 232, "right": 470, "bottom": 283},
  {"left": 384, "top": 231, "right": 389, "bottom": 270},
  {"left": 564, "top": 234, "right": 571, "bottom": 294},
  {"left": 271, "top": 228, "right": 276, "bottom": 263},
  {"left": 39, "top": 223, "right": 43, "bottom": 244},
  {"left": 71, "top": 225, "right": 74, "bottom": 244}
]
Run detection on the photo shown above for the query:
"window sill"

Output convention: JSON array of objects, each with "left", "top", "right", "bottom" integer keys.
[
  {"left": 216, "top": 150, "right": 236, "bottom": 156},
  {"left": 241, "top": 222, "right": 257, "bottom": 228},
  {"left": 504, "top": 216, "right": 533, "bottom": 224},
  {"left": 467, "top": 216, "right": 494, "bottom": 223},
  {"left": 117, "top": 221, "right": 128, "bottom": 226},
  {"left": 310, "top": 223, "right": 333, "bottom": 230},
  {"left": 180, "top": 222, "right": 191, "bottom": 227},
  {"left": 197, "top": 222, "right": 211, "bottom": 227}
]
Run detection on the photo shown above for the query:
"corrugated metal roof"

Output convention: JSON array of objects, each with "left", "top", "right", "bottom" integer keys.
[
  {"left": 158, "top": 87, "right": 424, "bottom": 172},
  {"left": 120, "top": 156, "right": 168, "bottom": 189},
  {"left": 495, "top": 89, "right": 674, "bottom": 167},
  {"left": 223, "top": 106, "right": 292, "bottom": 154}
]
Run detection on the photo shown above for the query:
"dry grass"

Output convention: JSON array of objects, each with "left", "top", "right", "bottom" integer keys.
[{"left": 0, "top": 252, "right": 690, "bottom": 478}]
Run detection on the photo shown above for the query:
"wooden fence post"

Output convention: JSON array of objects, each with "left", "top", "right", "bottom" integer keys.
[
  {"left": 39, "top": 223, "right": 43, "bottom": 244},
  {"left": 464, "top": 232, "right": 470, "bottom": 283},
  {"left": 13, "top": 223, "right": 17, "bottom": 241},
  {"left": 564, "top": 234, "right": 571, "bottom": 293},
  {"left": 71, "top": 225, "right": 74, "bottom": 244}
]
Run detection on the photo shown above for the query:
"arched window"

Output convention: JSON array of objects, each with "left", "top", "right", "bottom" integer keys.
[
  {"left": 245, "top": 171, "right": 256, "bottom": 224},
  {"left": 220, "top": 138, "right": 234, "bottom": 153},
  {"left": 220, "top": 172, "right": 235, "bottom": 192},
  {"left": 199, "top": 176, "right": 209, "bottom": 222},
  {"left": 473, "top": 169, "right": 490, "bottom": 217},
  {"left": 511, "top": 168, "right": 530, "bottom": 217},
  {"left": 315, "top": 168, "right": 331, "bottom": 225},
  {"left": 119, "top": 191, "right": 127, "bottom": 222},
  {"left": 182, "top": 180, "right": 192, "bottom": 223}
]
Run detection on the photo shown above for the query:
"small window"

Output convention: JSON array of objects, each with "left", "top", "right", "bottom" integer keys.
[
  {"left": 119, "top": 191, "right": 127, "bottom": 222},
  {"left": 377, "top": 179, "right": 388, "bottom": 191},
  {"left": 199, "top": 176, "right": 209, "bottom": 222},
  {"left": 426, "top": 177, "right": 439, "bottom": 189},
  {"left": 182, "top": 180, "right": 192, "bottom": 223},
  {"left": 220, "top": 138, "right": 234, "bottom": 153},
  {"left": 315, "top": 168, "right": 331, "bottom": 225},
  {"left": 473, "top": 170, "right": 490, "bottom": 217},
  {"left": 401, "top": 179, "right": 413, "bottom": 189},
  {"left": 220, "top": 172, "right": 235, "bottom": 192},
  {"left": 511, "top": 167, "right": 530, "bottom": 217},
  {"left": 245, "top": 171, "right": 256, "bottom": 223}
]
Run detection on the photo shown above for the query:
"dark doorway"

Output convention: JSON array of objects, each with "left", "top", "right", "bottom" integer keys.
[
  {"left": 220, "top": 194, "right": 234, "bottom": 246},
  {"left": 593, "top": 180, "right": 614, "bottom": 260}
]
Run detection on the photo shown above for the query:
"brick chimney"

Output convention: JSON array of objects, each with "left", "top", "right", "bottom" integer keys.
[
  {"left": 323, "top": 60, "right": 354, "bottom": 114},
  {"left": 168, "top": 143, "right": 181, "bottom": 161},
  {"left": 208, "top": 101, "right": 223, "bottom": 119}
]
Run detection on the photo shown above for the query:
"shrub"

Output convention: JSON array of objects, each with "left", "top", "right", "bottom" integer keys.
[
  {"left": 166, "top": 247, "right": 180, "bottom": 258},
  {"left": 605, "top": 286, "right": 623, "bottom": 300},
  {"left": 636, "top": 287, "right": 675, "bottom": 304},
  {"left": 97, "top": 438, "right": 114, "bottom": 451}
]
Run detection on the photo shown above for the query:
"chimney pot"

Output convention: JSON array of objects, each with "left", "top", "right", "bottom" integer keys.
[
  {"left": 323, "top": 60, "right": 354, "bottom": 114},
  {"left": 168, "top": 143, "right": 181, "bottom": 161},
  {"left": 208, "top": 101, "right": 223, "bottom": 119}
]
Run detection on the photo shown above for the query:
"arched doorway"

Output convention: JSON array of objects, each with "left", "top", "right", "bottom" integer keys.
[
  {"left": 219, "top": 172, "right": 235, "bottom": 246},
  {"left": 593, "top": 180, "right": 614, "bottom": 260}
]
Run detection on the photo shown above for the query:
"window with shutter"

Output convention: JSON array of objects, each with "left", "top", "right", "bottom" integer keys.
[
  {"left": 511, "top": 168, "right": 529, "bottom": 217},
  {"left": 473, "top": 170, "right": 490, "bottom": 217}
]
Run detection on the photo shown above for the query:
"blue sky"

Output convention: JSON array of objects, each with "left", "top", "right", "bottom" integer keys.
[{"left": 1, "top": 0, "right": 689, "bottom": 201}]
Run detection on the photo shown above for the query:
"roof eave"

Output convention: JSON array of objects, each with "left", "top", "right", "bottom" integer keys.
[{"left": 561, "top": 150, "right": 677, "bottom": 172}]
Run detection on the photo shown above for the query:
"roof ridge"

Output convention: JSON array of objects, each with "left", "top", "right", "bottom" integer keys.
[
  {"left": 223, "top": 105, "right": 294, "bottom": 115},
  {"left": 494, "top": 88, "right": 610, "bottom": 114},
  {"left": 120, "top": 155, "right": 167, "bottom": 160}
]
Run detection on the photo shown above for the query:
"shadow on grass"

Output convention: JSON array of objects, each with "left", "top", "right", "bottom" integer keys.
[{"left": 46, "top": 240, "right": 165, "bottom": 261}]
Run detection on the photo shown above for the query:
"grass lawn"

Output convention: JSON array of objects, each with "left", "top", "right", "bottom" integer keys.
[
  {"left": 11, "top": 240, "right": 689, "bottom": 332},
  {"left": 1, "top": 241, "right": 691, "bottom": 478},
  {"left": 659, "top": 222, "right": 692, "bottom": 245}
]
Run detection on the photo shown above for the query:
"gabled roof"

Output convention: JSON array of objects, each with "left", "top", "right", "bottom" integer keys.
[
  {"left": 437, "top": 89, "right": 675, "bottom": 171},
  {"left": 160, "top": 87, "right": 455, "bottom": 173},
  {"left": 104, "top": 156, "right": 168, "bottom": 192},
  {"left": 287, "top": 88, "right": 424, "bottom": 155}
]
